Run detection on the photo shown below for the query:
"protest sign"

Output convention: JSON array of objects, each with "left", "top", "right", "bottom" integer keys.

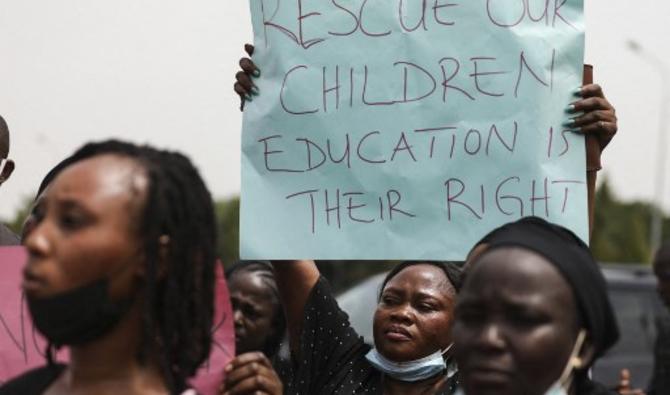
[
  {"left": 0, "top": 247, "right": 234, "bottom": 394},
  {"left": 241, "top": 0, "right": 587, "bottom": 259}
]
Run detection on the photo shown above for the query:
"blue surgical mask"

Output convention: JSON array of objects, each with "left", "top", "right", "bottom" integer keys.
[{"left": 365, "top": 344, "right": 453, "bottom": 382}]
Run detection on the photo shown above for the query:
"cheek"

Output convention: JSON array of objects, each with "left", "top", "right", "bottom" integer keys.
[
  {"left": 372, "top": 307, "right": 383, "bottom": 333},
  {"left": 450, "top": 322, "right": 472, "bottom": 362},
  {"left": 511, "top": 326, "right": 573, "bottom": 388},
  {"left": 418, "top": 311, "right": 454, "bottom": 345}
]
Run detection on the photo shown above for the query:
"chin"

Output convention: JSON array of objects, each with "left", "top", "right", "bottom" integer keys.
[{"left": 376, "top": 344, "right": 420, "bottom": 362}]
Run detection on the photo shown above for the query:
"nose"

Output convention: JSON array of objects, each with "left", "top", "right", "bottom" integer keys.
[
  {"left": 389, "top": 303, "right": 414, "bottom": 325},
  {"left": 23, "top": 218, "right": 51, "bottom": 258},
  {"left": 475, "top": 322, "right": 506, "bottom": 352}
]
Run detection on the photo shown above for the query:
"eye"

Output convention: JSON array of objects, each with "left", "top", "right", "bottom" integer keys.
[
  {"left": 30, "top": 202, "right": 46, "bottom": 223},
  {"left": 57, "top": 207, "right": 91, "bottom": 231},
  {"left": 243, "top": 305, "right": 260, "bottom": 320},
  {"left": 380, "top": 294, "right": 400, "bottom": 306},
  {"left": 509, "top": 311, "right": 548, "bottom": 327},
  {"left": 416, "top": 302, "right": 437, "bottom": 313},
  {"left": 456, "top": 307, "right": 485, "bottom": 325},
  {"left": 59, "top": 213, "right": 84, "bottom": 230}
]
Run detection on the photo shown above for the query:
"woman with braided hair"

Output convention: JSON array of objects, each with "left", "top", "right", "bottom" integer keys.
[{"left": 1, "top": 140, "right": 217, "bottom": 395}]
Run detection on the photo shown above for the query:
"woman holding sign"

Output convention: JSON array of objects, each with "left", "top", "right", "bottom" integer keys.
[
  {"left": 453, "top": 217, "right": 619, "bottom": 395},
  {"left": 270, "top": 259, "right": 462, "bottom": 395},
  {"left": 0, "top": 141, "right": 216, "bottom": 395}
]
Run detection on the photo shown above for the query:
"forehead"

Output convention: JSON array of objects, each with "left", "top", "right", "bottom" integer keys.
[
  {"left": 229, "top": 270, "right": 276, "bottom": 299},
  {"left": 465, "top": 247, "right": 573, "bottom": 304},
  {"left": 384, "top": 264, "right": 453, "bottom": 295},
  {"left": 48, "top": 154, "right": 147, "bottom": 208}
]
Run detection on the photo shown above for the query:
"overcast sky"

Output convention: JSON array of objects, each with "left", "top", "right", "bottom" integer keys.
[{"left": 1, "top": 1, "right": 669, "bottom": 221}]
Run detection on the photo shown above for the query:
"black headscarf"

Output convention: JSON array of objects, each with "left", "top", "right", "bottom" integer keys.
[{"left": 474, "top": 217, "right": 619, "bottom": 360}]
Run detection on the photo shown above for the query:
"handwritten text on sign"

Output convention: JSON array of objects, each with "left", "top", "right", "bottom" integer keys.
[{"left": 241, "top": 0, "right": 587, "bottom": 259}]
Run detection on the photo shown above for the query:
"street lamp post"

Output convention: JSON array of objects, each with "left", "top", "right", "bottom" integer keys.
[{"left": 627, "top": 40, "right": 670, "bottom": 256}]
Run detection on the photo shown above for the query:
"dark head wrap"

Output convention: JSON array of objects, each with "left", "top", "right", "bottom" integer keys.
[
  {"left": 380, "top": 261, "right": 463, "bottom": 300},
  {"left": 473, "top": 217, "right": 619, "bottom": 360}
]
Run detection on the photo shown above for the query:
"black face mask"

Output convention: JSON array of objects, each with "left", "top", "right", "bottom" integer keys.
[{"left": 27, "top": 277, "right": 133, "bottom": 347}]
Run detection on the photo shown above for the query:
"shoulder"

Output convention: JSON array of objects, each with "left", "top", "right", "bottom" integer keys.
[{"left": 0, "top": 364, "right": 66, "bottom": 395}]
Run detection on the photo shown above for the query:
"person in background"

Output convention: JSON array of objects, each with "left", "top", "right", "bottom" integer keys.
[
  {"left": 0, "top": 115, "right": 18, "bottom": 245},
  {"left": 266, "top": 259, "right": 462, "bottom": 394},
  {"left": 0, "top": 140, "right": 217, "bottom": 395},
  {"left": 218, "top": 261, "right": 287, "bottom": 395},
  {"left": 453, "top": 217, "right": 619, "bottom": 395},
  {"left": 647, "top": 243, "right": 670, "bottom": 395},
  {"left": 226, "top": 261, "right": 286, "bottom": 360},
  {"left": 17, "top": 147, "right": 285, "bottom": 395}
]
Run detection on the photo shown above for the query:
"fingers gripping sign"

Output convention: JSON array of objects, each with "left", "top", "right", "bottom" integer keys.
[
  {"left": 220, "top": 352, "right": 283, "bottom": 395},
  {"left": 235, "top": 44, "right": 260, "bottom": 111}
]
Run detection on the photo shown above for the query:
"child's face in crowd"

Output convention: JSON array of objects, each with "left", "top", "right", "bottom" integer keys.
[
  {"left": 373, "top": 264, "right": 456, "bottom": 362},
  {"left": 452, "top": 248, "right": 585, "bottom": 395}
]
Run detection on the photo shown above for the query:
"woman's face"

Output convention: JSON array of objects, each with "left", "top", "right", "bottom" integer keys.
[
  {"left": 229, "top": 270, "right": 280, "bottom": 355},
  {"left": 373, "top": 264, "right": 456, "bottom": 362},
  {"left": 452, "top": 247, "right": 581, "bottom": 395},
  {"left": 22, "top": 155, "right": 146, "bottom": 301}
]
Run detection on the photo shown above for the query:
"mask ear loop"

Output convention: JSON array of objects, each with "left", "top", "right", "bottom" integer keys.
[
  {"left": 558, "top": 329, "right": 587, "bottom": 391},
  {"left": 440, "top": 343, "right": 454, "bottom": 356}
]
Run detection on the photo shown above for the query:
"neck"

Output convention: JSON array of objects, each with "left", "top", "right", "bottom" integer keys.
[
  {"left": 63, "top": 301, "right": 169, "bottom": 395},
  {"left": 382, "top": 373, "right": 447, "bottom": 395}
]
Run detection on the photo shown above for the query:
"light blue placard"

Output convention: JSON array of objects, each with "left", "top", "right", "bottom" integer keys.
[{"left": 241, "top": 0, "right": 586, "bottom": 260}]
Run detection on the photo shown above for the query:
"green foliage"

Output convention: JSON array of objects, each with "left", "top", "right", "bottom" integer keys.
[
  {"left": 591, "top": 179, "right": 655, "bottom": 263},
  {"left": 215, "top": 196, "right": 240, "bottom": 267},
  {"left": 3, "top": 194, "right": 35, "bottom": 236}
]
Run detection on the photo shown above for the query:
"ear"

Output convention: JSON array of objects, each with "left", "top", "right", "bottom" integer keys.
[{"left": 1, "top": 159, "right": 14, "bottom": 181}]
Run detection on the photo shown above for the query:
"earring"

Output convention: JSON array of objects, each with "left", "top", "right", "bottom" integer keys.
[{"left": 572, "top": 357, "right": 583, "bottom": 369}]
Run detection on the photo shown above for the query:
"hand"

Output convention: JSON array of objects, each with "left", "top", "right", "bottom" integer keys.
[
  {"left": 568, "top": 83, "right": 618, "bottom": 152},
  {"left": 220, "top": 352, "right": 283, "bottom": 395},
  {"left": 615, "top": 368, "right": 646, "bottom": 395},
  {"left": 234, "top": 44, "right": 260, "bottom": 111}
]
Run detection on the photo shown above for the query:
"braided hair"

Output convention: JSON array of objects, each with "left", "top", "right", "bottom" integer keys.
[{"left": 39, "top": 140, "right": 217, "bottom": 394}]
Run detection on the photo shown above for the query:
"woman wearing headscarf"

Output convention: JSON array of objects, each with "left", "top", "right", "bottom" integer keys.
[{"left": 453, "top": 217, "right": 619, "bottom": 395}]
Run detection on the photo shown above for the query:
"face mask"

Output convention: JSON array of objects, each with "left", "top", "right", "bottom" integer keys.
[
  {"left": 27, "top": 277, "right": 133, "bottom": 347},
  {"left": 365, "top": 344, "right": 453, "bottom": 382}
]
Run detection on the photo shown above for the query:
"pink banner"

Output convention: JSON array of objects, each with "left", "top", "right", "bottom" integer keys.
[{"left": 0, "top": 247, "right": 234, "bottom": 394}]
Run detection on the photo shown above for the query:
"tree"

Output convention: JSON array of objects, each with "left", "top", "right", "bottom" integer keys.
[
  {"left": 3, "top": 195, "right": 34, "bottom": 236},
  {"left": 215, "top": 196, "right": 240, "bottom": 266},
  {"left": 591, "top": 179, "right": 654, "bottom": 263}
]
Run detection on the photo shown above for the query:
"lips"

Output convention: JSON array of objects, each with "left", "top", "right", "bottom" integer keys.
[
  {"left": 384, "top": 325, "right": 412, "bottom": 341},
  {"left": 21, "top": 267, "right": 46, "bottom": 295},
  {"left": 465, "top": 364, "right": 514, "bottom": 387}
]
